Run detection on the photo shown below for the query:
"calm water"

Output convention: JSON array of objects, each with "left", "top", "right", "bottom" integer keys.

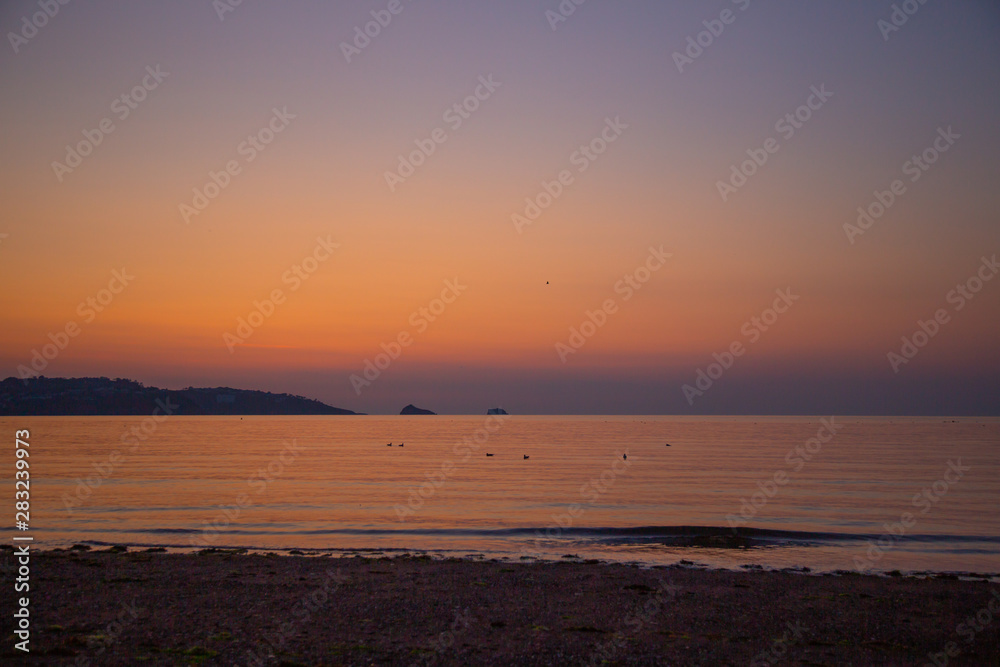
[{"left": 4, "top": 416, "right": 999, "bottom": 575}]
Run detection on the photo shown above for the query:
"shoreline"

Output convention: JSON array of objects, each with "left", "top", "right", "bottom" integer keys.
[
  {"left": 6, "top": 546, "right": 999, "bottom": 665},
  {"left": 23, "top": 541, "right": 1000, "bottom": 581}
]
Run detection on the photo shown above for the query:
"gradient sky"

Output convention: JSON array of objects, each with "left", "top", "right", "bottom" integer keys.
[{"left": 2, "top": 0, "right": 998, "bottom": 414}]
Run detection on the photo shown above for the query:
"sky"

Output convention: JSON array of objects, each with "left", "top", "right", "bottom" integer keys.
[{"left": 1, "top": 0, "right": 998, "bottom": 415}]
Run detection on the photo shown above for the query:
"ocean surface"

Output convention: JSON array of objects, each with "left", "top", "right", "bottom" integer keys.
[{"left": 5, "top": 415, "right": 999, "bottom": 575}]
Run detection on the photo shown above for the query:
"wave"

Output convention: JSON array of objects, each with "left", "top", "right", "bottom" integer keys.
[{"left": 34, "top": 524, "right": 1000, "bottom": 546}]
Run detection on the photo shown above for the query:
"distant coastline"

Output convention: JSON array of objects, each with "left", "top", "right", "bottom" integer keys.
[{"left": 0, "top": 376, "right": 363, "bottom": 416}]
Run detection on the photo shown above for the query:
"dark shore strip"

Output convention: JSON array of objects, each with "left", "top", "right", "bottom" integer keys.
[{"left": 4, "top": 547, "right": 999, "bottom": 666}]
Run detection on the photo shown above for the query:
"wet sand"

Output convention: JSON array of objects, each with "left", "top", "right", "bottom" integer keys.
[{"left": 5, "top": 547, "right": 999, "bottom": 665}]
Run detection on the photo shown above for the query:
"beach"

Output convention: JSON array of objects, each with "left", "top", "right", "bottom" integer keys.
[
  {"left": 5, "top": 0, "right": 1000, "bottom": 663},
  {"left": 7, "top": 547, "right": 999, "bottom": 666}
]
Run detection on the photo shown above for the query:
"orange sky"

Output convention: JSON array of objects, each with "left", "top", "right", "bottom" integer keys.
[{"left": 1, "top": 1, "right": 998, "bottom": 413}]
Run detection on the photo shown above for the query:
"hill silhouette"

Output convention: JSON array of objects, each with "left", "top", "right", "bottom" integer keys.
[
  {"left": 0, "top": 376, "right": 362, "bottom": 416},
  {"left": 400, "top": 404, "right": 436, "bottom": 415}
]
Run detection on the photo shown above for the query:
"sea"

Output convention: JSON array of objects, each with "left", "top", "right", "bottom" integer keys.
[{"left": 5, "top": 415, "right": 999, "bottom": 576}]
